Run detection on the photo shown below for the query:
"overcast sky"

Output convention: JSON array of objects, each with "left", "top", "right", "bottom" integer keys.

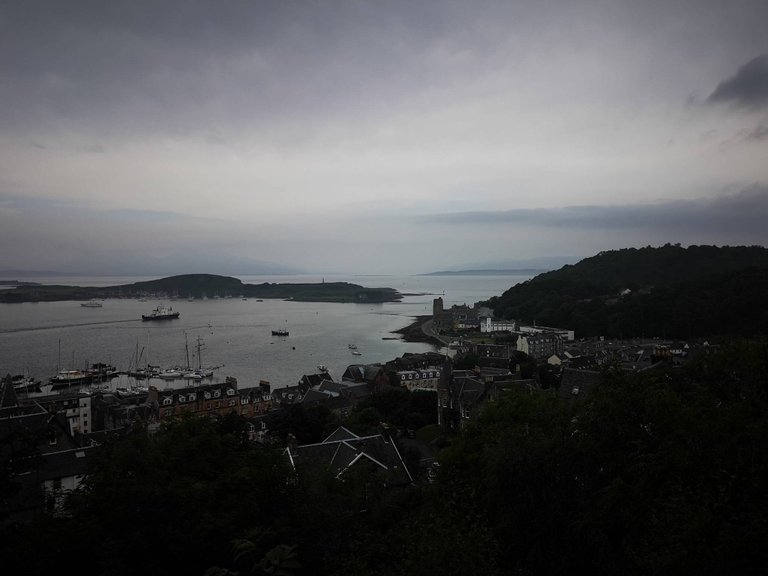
[{"left": 1, "top": 0, "right": 767, "bottom": 276}]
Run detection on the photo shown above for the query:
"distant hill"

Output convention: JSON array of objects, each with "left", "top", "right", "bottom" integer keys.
[
  {"left": 420, "top": 269, "right": 548, "bottom": 276},
  {"left": 0, "top": 274, "right": 401, "bottom": 303},
  {"left": 487, "top": 244, "right": 768, "bottom": 339},
  {"left": 443, "top": 255, "right": 582, "bottom": 271}
]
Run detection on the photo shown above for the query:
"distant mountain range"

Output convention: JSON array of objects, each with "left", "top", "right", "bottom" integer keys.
[
  {"left": 420, "top": 269, "right": 548, "bottom": 276},
  {"left": 434, "top": 256, "right": 582, "bottom": 273}
]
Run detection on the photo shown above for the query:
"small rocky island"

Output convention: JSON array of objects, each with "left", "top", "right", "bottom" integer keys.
[{"left": 0, "top": 274, "right": 402, "bottom": 303}]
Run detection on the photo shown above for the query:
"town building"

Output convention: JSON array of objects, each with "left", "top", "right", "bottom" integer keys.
[
  {"left": 147, "top": 377, "right": 273, "bottom": 423},
  {"left": 480, "top": 316, "right": 518, "bottom": 333},
  {"left": 1, "top": 377, "right": 99, "bottom": 525},
  {"left": 285, "top": 426, "right": 413, "bottom": 486},
  {"left": 517, "top": 332, "right": 565, "bottom": 360},
  {"left": 518, "top": 324, "right": 575, "bottom": 341},
  {"left": 436, "top": 366, "right": 527, "bottom": 431},
  {"left": 341, "top": 363, "right": 390, "bottom": 391},
  {"left": 432, "top": 297, "right": 481, "bottom": 332}
]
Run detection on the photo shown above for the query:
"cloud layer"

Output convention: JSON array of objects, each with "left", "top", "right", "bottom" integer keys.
[
  {"left": 708, "top": 55, "right": 768, "bottom": 109},
  {"left": 1, "top": 1, "right": 767, "bottom": 274},
  {"left": 421, "top": 186, "right": 768, "bottom": 236}
]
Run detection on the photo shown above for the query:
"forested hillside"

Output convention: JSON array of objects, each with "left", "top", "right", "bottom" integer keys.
[{"left": 487, "top": 245, "right": 768, "bottom": 338}]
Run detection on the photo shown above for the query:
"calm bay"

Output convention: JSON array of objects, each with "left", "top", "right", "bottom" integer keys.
[{"left": 0, "top": 273, "right": 533, "bottom": 391}]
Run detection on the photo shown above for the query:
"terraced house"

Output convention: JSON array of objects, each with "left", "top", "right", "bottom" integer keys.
[{"left": 147, "top": 378, "right": 273, "bottom": 422}]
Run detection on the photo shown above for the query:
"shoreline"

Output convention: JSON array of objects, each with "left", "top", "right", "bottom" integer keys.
[{"left": 393, "top": 315, "right": 445, "bottom": 347}]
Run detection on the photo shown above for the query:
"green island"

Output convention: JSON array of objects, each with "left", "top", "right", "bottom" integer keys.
[{"left": 0, "top": 274, "right": 402, "bottom": 303}]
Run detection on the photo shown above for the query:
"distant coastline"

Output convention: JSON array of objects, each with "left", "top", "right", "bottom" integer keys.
[
  {"left": 0, "top": 273, "right": 402, "bottom": 304},
  {"left": 419, "top": 269, "right": 547, "bottom": 276}
]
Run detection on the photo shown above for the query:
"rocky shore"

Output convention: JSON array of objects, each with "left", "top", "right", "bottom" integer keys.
[{"left": 393, "top": 315, "right": 445, "bottom": 346}]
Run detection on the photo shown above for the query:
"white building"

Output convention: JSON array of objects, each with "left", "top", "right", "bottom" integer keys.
[
  {"left": 480, "top": 316, "right": 518, "bottom": 333},
  {"left": 518, "top": 324, "right": 575, "bottom": 341}
]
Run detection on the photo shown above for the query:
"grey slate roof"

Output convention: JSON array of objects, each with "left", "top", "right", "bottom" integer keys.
[{"left": 287, "top": 426, "right": 413, "bottom": 485}]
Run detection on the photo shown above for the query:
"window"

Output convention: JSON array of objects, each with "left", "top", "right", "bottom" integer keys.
[
  {"left": 214, "top": 390, "right": 221, "bottom": 398},
  {"left": 204, "top": 392, "right": 211, "bottom": 399}
]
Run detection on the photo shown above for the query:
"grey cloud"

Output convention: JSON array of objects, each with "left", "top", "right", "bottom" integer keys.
[
  {"left": 421, "top": 187, "right": 768, "bottom": 238},
  {"left": 746, "top": 122, "right": 768, "bottom": 141},
  {"left": 707, "top": 55, "right": 768, "bottom": 109},
  {"left": 0, "top": 0, "right": 481, "bottom": 138}
]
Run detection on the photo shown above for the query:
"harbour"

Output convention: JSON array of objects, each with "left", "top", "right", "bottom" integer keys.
[{"left": 1, "top": 274, "right": 534, "bottom": 393}]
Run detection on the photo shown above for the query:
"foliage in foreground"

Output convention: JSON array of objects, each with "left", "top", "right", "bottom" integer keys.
[{"left": 2, "top": 340, "right": 768, "bottom": 575}]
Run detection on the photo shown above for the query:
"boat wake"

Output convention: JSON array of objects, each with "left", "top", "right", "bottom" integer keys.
[{"left": 0, "top": 318, "right": 139, "bottom": 335}]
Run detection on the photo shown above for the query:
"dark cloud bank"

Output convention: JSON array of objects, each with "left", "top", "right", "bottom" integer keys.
[
  {"left": 422, "top": 186, "right": 768, "bottom": 239},
  {"left": 708, "top": 54, "right": 768, "bottom": 109}
]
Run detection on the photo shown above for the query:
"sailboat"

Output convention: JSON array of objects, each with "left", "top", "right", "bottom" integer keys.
[
  {"left": 183, "top": 335, "right": 215, "bottom": 379},
  {"left": 49, "top": 340, "right": 93, "bottom": 389}
]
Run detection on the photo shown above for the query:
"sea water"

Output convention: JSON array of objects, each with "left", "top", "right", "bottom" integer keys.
[{"left": 0, "top": 274, "right": 533, "bottom": 390}]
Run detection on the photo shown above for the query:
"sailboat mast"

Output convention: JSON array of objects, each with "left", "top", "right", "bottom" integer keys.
[{"left": 185, "top": 332, "right": 191, "bottom": 370}]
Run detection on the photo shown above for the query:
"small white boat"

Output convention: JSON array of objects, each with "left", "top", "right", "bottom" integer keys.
[
  {"left": 81, "top": 299, "right": 103, "bottom": 307},
  {"left": 351, "top": 350, "right": 362, "bottom": 356}
]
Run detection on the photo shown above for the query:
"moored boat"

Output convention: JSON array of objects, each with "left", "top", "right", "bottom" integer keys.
[
  {"left": 49, "top": 369, "right": 93, "bottom": 389},
  {"left": 80, "top": 299, "right": 103, "bottom": 308},
  {"left": 272, "top": 329, "right": 289, "bottom": 336},
  {"left": 11, "top": 374, "right": 41, "bottom": 393},
  {"left": 87, "top": 362, "right": 119, "bottom": 379}
]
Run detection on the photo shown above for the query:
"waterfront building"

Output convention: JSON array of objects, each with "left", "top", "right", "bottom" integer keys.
[{"left": 432, "top": 297, "right": 481, "bottom": 332}]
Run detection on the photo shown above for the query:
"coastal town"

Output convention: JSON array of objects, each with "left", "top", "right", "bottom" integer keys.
[{"left": 1, "top": 294, "right": 712, "bottom": 526}]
